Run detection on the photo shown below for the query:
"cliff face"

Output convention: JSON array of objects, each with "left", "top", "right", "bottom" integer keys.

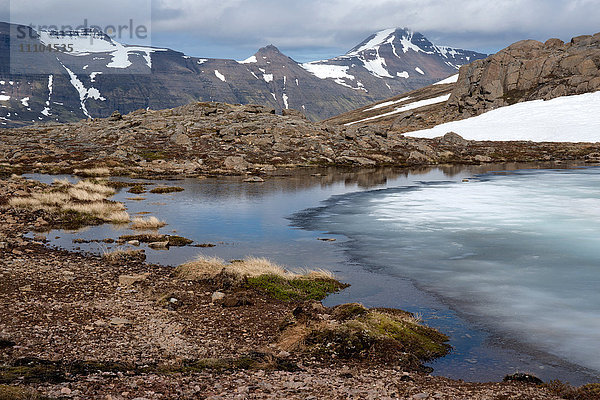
[{"left": 448, "top": 33, "right": 600, "bottom": 117}]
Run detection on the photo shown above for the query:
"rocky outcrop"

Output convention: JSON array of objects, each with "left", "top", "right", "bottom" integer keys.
[{"left": 449, "top": 33, "right": 600, "bottom": 117}]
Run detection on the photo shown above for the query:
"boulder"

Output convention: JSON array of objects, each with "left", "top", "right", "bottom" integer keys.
[{"left": 224, "top": 156, "right": 252, "bottom": 172}]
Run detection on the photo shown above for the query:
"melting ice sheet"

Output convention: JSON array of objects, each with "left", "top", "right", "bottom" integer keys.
[{"left": 302, "top": 168, "right": 600, "bottom": 372}]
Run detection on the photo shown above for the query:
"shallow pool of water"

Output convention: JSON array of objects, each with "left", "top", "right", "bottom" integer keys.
[{"left": 27, "top": 163, "right": 600, "bottom": 384}]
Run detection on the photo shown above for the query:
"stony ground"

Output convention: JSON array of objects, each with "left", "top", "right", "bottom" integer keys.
[
  {"left": 1, "top": 101, "right": 599, "bottom": 181},
  {"left": 0, "top": 176, "right": 583, "bottom": 399}
]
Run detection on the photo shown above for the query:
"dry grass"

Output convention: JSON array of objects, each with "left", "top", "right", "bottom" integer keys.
[
  {"left": 32, "top": 192, "right": 71, "bottom": 206},
  {"left": 131, "top": 216, "right": 167, "bottom": 230},
  {"left": 73, "top": 180, "right": 115, "bottom": 196},
  {"left": 52, "top": 178, "right": 71, "bottom": 186},
  {"left": 64, "top": 201, "right": 130, "bottom": 224},
  {"left": 8, "top": 197, "right": 48, "bottom": 210},
  {"left": 9, "top": 178, "right": 130, "bottom": 226},
  {"left": 74, "top": 167, "right": 111, "bottom": 177},
  {"left": 176, "top": 255, "right": 226, "bottom": 280},
  {"left": 67, "top": 188, "right": 106, "bottom": 202},
  {"left": 224, "top": 256, "right": 296, "bottom": 278},
  {"left": 176, "top": 255, "right": 334, "bottom": 282}
]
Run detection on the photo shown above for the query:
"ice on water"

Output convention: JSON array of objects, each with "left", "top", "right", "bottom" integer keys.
[{"left": 311, "top": 168, "right": 600, "bottom": 372}]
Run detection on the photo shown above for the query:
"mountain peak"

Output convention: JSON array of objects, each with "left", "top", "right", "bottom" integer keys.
[
  {"left": 347, "top": 27, "right": 434, "bottom": 56},
  {"left": 256, "top": 44, "right": 283, "bottom": 55}
]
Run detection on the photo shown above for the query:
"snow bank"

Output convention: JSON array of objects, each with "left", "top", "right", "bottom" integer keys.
[
  {"left": 347, "top": 94, "right": 451, "bottom": 125},
  {"left": 364, "top": 97, "right": 411, "bottom": 112},
  {"left": 407, "top": 91, "right": 600, "bottom": 142},
  {"left": 434, "top": 74, "right": 458, "bottom": 85}
]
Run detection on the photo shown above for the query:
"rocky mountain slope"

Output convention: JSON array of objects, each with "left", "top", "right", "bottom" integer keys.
[
  {"left": 327, "top": 32, "right": 600, "bottom": 141},
  {"left": 0, "top": 23, "right": 485, "bottom": 126}
]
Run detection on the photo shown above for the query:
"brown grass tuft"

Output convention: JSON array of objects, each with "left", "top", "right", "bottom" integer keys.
[
  {"left": 176, "top": 255, "right": 335, "bottom": 282},
  {"left": 74, "top": 167, "right": 111, "bottom": 177},
  {"left": 131, "top": 216, "right": 167, "bottom": 230}
]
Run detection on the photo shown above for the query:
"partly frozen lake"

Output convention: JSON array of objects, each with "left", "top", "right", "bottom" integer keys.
[{"left": 29, "top": 164, "right": 600, "bottom": 384}]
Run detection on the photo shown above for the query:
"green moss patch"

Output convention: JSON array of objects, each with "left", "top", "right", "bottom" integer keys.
[
  {"left": 246, "top": 275, "right": 347, "bottom": 301},
  {"left": 119, "top": 234, "right": 193, "bottom": 247},
  {"left": 127, "top": 185, "right": 147, "bottom": 194},
  {"left": 56, "top": 210, "right": 104, "bottom": 230},
  {"left": 138, "top": 151, "right": 167, "bottom": 161},
  {"left": 298, "top": 308, "right": 450, "bottom": 369},
  {"left": 149, "top": 186, "right": 185, "bottom": 194}
]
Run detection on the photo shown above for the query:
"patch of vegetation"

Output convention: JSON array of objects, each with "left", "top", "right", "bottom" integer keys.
[
  {"left": 545, "top": 381, "right": 600, "bottom": 400},
  {"left": 119, "top": 234, "right": 193, "bottom": 247},
  {"left": 167, "top": 235, "right": 194, "bottom": 246},
  {"left": 246, "top": 274, "right": 347, "bottom": 302},
  {"left": 57, "top": 210, "right": 104, "bottom": 230},
  {"left": 138, "top": 151, "right": 167, "bottom": 161},
  {"left": 131, "top": 216, "right": 167, "bottom": 230},
  {"left": 128, "top": 185, "right": 147, "bottom": 194},
  {"left": 0, "top": 354, "right": 297, "bottom": 386},
  {"left": 331, "top": 303, "right": 368, "bottom": 321},
  {"left": 0, "top": 384, "right": 45, "bottom": 400},
  {"left": 149, "top": 186, "right": 185, "bottom": 194},
  {"left": 284, "top": 307, "right": 451, "bottom": 370},
  {"left": 73, "top": 167, "right": 111, "bottom": 177}
]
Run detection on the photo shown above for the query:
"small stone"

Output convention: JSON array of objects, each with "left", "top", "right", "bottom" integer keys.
[
  {"left": 60, "top": 387, "right": 72, "bottom": 395},
  {"left": 33, "top": 233, "right": 47, "bottom": 242},
  {"left": 118, "top": 273, "right": 149, "bottom": 286},
  {"left": 243, "top": 176, "right": 265, "bottom": 183},
  {"left": 109, "top": 317, "right": 132, "bottom": 326},
  {"left": 108, "top": 111, "right": 123, "bottom": 121},
  {"left": 127, "top": 240, "right": 140, "bottom": 246},
  {"left": 148, "top": 241, "right": 169, "bottom": 249},
  {"left": 19, "top": 285, "right": 32, "bottom": 292},
  {"left": 211, "top": 291, "right": 225, "bottom": 303},
  {"left": 411, "top": 393, "right": 429, "bottom": 400}
]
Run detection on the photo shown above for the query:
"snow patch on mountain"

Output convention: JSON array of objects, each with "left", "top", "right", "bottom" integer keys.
[
  {"left": 397, "top": 71, "right": 409, "bottom": 79},
  {"left": 0, "top": 95, "right": 10, "bottom": 101},
  {"left": 263, "top": 74, "right": 274, "bottom": 83},
  {"left": 62, "top": 64, "right": 106, "bottom": 118},
  {"left": 301, "top": 62, "right": 367, "bottom": 88},
  {"left": 434, "top": 74, "right": 459, "bottom": 85},
  {"left": 282, "top": 93, "right": 289, "bottom": 109},
  {"left": 214, "top": 70, "right": 226, "bottom": 82},
  {"left": 301, "top": 63, "right": 354, "bottom": 80},
  {"left": 347, "top": 94, "right": 451, "bottom": 125},
  {"left": 38, "top": 30, "right": 166, "bottom": 69},
  {"left": 90, "top": 72, "right": 103, "bottom": 83},
  {"left": 407, "top": 92, "right": 600, "bottom": 142},
  {"left": 347, "top": 28, "right": 396, "bottom": 56},
  {"left": 362, "top": 57, "right": 393, "bottom": 78},
  {"left": 21, "top": 97, "right": 29, "bottom": 107},
  {"left": 365, "top": 97, "right": 412, "bottom": 111},
  {"left": 239, "top": 55, "right": 257, "bottom": 64},
  {"left": 41, "top": 75, "right": 53, "bottom": 117},
  {"left": 415, "top": 67, "right": 425, "bottom": 75}
]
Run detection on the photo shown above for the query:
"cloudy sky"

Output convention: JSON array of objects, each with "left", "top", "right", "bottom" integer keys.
[{"left": 6, "top": 0, "right": 600, "bottom": 62}]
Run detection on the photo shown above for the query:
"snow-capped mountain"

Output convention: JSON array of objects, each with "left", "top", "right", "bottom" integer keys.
[
  {"left": 302, "top": 28, "right": 485, "bottom": 94},
  {"left": 0, "top": 23, "right": 486, "bottom": 127}
]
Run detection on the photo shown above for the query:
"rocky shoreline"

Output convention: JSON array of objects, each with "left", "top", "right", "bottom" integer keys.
[
  {"left": 2, "top": 175, "right": 598, "bottom": 399},
  {"left": 1, "top": 101, "right": 600, "bottom": 181}
]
